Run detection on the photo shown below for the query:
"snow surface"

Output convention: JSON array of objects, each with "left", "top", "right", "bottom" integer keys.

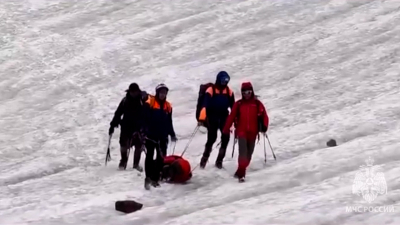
[{"left": 1, "top": 0, "right": 400, "bottom": 224}]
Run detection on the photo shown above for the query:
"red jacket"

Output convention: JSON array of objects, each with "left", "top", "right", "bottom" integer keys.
[
  {"left": 223, "top": 84, "right": 269, "bottom": 141},
  {"left": 163, "top": 155, "right": 192, "bottom": 183}
]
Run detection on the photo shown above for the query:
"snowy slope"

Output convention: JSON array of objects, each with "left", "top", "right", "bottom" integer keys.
[{"left": 1, "top": 0, "right": 400, "bottom": 224}]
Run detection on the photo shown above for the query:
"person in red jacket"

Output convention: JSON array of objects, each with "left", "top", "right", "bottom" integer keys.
[
  {"left": 223, "top": 82, "right": 269, "bottom": 182},
  {"left": 161, "top": 155, "right": 192, "bottom": 183}
]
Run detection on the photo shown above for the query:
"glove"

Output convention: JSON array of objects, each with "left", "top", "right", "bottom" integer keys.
[
  {"left": 138, "top": 129, "right": 147, "bottom": 143},
  {"left": 139, "top": 128, "right": 147, "bottom": 136},
  {"left": 171, "top": 136, "right": 178, "bottom": 142},
  {"left": 198, "top": 119, "right": 208, "bottom": 127},
  {"left": 109, "top": 126, "right": 114, "bottom": 135}
]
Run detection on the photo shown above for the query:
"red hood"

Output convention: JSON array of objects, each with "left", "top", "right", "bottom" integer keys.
[
  {"left": 241, "top": 82, "right": 253, "bottom": 91},
  {"left": 241, "top": 82, "right": 255, "bottom": 99}
]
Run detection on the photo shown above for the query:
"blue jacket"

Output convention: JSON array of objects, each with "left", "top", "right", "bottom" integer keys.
[
  {"left": 199, "top": 86, "right": 234, "bottom": 121},
  {"left": 198, "top": 71, "right": 235, "bottom": 121},
  {"left": 143, "top": 95, "right": 176, "bottom": 140}
]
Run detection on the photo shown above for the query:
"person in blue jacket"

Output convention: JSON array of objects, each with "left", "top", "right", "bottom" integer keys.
[
  {"left": 197, "top": 71, "right": 235, "bottom": 169},
  {"left": 143, "top": 83, "right": 177, "bottom": 189}
]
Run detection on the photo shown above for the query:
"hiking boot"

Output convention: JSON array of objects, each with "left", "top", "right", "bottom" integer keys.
[
  {"left": 216, "top": 148, "right": 226, "bottom": 161},
  {"left": 200, "top": 156, "right": 208, "bottom": 169},
  {"left": 119, "top": 147, "right": 128, "bottom": 170},
  {"left": 215, "top": 147, "right": 226, "bottom": 169},
  {"left": 118, "top": 160, "right": 127, "bottom": 170},
  {"left": 144, "top": 177, "right": 151, "bottom": 190},
  {"left": 215, "top": 160, "right": 223, "bottom": 169},
  {"left": 133, "top": 164, "right": 143, "bottom": 172},
  {"left": 200, "top": 146, "right": 212, "bottom": 169},
  {"left": 151, "top": 180, "right": 160, "bottom": 187}
]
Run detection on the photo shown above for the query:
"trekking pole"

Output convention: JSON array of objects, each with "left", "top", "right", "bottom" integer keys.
[
  {"left": 141, "top": 145, "right": 147, "bottom": 155},
  {"left": 262, "top": 133, "right": 267, "bottom": 164},
  {"left": 140, "top": 132, "right": 147, "bottom": 155},
  {"left": 126, "top": 133, "right": 140, "bottom": 169},
  {"left": 266, "top": 133, "right": 276, "bottom": 160},
  {"left": 180, "top": 126, "right": 200, "bottom": 157},
  {"left": 105, "top": 134, "right": 112, "bottom": 166},
  {"left": 172, "top": 141, "right": 177, "bottom": 154},
  {"left": 231, "top": 137, "right": 237, "bottom": 158},
  {"left": 125, "top": 148, "right": 131, "bottom": 170}
]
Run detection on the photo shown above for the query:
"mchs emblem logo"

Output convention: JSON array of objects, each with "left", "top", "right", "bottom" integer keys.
[{"left": 352, "top": 157, "right": 387, "bottom": 203}]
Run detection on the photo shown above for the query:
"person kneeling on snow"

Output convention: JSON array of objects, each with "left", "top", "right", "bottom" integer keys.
[
  {"left": 223, "top": 82, "right": 269, "bottom": 182},
  {"left": 161, "top": 155, "right": 192, "bottom": 183}
]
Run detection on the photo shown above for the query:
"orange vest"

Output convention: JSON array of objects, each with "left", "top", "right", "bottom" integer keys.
[{"left": 146, "top": 95, "right": 172, "bottom": 113}]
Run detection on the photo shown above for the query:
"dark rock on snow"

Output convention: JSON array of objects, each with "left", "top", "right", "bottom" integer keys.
[
  {"left": 327, "top": 139, "right": 337, "bottom": 147},
  {"left": 115, "top": 200, "right": 143, "bottom": 214}
]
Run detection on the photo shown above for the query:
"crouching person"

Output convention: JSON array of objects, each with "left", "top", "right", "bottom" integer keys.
[
  {"left": 223, "top": 82, "right": 269, "bottom": 182},
  {"left": 161, "top": 155, "right": 192, "bottom": 183}
]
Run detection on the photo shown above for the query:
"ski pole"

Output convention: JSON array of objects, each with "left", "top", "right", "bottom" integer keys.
[
  {"left": 105, "top": 134, "right": 112, "bottom": 166},
  {"left": 180, "top": 126, "right": 200, "bottom": 157},
  {"left": 140, "top": 132, "right": 147, "bottom": 155},
  {"left": 172, "top": 141, "right": 177, "bottom": 154},
  {"left": 231, "top": 137, "right": 237, "bottom": 158},
  {"left": 125, "top": 135, "right": 136, "bottom": 169},
  {"left": 266, "top": 133, "right": 276, "bottom": 160},
  {"left": 262, "top": 133, "right": 267, "bottom": 164},
  {"left": 125, "top": 147, "right": 131, "bottom": 170},
  {"left": 141, "top": 145, "right": 147, "bottom": 155}
]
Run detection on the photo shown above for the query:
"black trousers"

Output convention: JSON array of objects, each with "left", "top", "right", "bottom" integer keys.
[
  {"left": 120, "top": 129, "right": 143, "bottom": 167},
  {"left": 203, "top": 117, "right": 230, "bottom": 161},
  {"left": 144, "top": 137, "right": 168, "bottom": 181}
]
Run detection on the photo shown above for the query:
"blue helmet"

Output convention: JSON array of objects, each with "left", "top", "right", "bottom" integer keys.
[{"left": 216, "top": 71, "right": 230, "bottom": 85}]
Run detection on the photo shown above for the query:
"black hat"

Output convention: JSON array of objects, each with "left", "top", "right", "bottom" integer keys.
[{"left": 126, "top": 83, "right": 141, "bottom": 92}]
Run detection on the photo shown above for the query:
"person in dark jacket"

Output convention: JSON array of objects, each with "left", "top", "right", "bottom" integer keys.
[
  {"left": 223, "top": 82, "right": 269, "bottom": 182},
  {"left": 197, "top": 71, "right": 235, "bottom": 169},
  {"left": 109, "top": 83, "right": 148, "bottom": 171},
  {"left": 143, "top": 83, "right": 177, "bottom": 189}
]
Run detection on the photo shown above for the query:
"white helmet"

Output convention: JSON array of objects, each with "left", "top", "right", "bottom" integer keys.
[{"left": 155, "top": 83, "right": 169, "bottom": 93}]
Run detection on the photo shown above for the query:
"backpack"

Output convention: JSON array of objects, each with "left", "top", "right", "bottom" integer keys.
[
  {"left": 195, "top": 83, "right": 214, "bottom": 121},
  {"left": 234, "top": 96, "right": 267, "bottom": 133},
  {"left": 196, "top": 83, "right": 234, "bottom": 121}
]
